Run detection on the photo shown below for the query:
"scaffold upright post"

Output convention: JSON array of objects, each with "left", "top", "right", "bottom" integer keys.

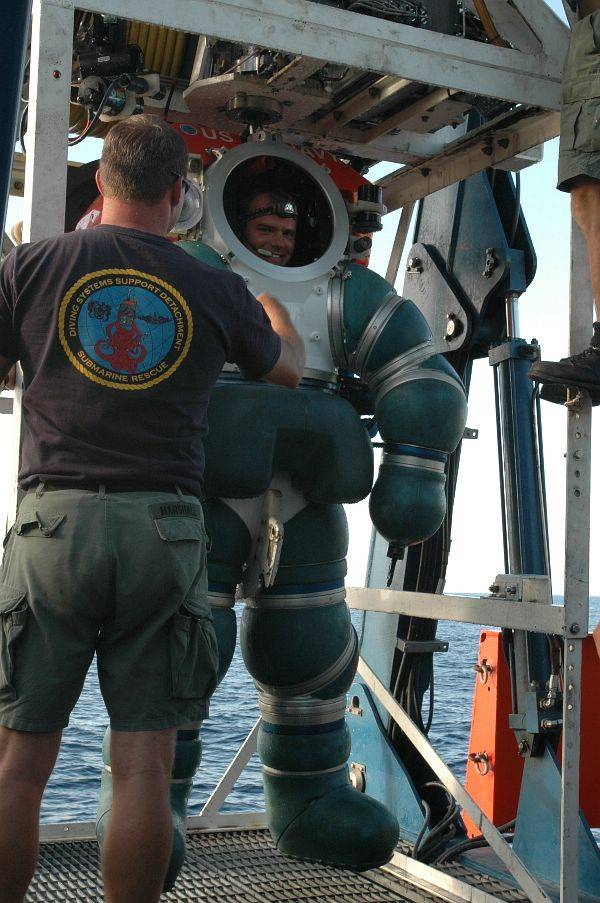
[
  {"left": 8, "top": 0, "right": 74, "bottom": 521},
  {"left": 560, "top": 219, "right": 593, "bottom": 902}
]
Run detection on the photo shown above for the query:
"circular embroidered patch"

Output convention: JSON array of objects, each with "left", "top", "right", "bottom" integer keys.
[{"left": 58, "top": 268, "right": 193, "bottom": 390}]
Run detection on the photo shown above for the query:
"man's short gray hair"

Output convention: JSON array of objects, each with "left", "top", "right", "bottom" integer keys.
[{"left": 99, "top": 114, "right": 189, "bottom": 204}]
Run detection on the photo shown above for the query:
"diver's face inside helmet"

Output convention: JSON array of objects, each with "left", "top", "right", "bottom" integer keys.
[{"left": 241, "top": 191, "right": 298, "bottom": 267}]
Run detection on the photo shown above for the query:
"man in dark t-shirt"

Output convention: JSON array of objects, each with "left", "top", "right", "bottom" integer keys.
[{"left": 0, "top": 116, "right": 304, "bottom": 903}]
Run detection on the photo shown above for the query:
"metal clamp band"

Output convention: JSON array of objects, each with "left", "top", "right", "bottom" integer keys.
[
  {"left": 263, "top": 763, "right": 347, "bottom": 778},
  {"left": 349, "top": 290, "right": 405, "bottom": 377},
  {"left": 327, "top": 274, "right": 348, "bottom": 369},
  {"left": 245, "top": 587, "right": 346, "bottom": 610},
  {"left": 256, "top": 629, "right": 358, "bottom": 698},
  {"left": 209, "top": 591, "right": 236, "bottom": 609},
  {"left": 367, "top": 340, "right": 434, "bottom": 392},
  {"left": 375, "top": 366, "right": 464, "bottom": 406},
  {"left": 381, "top": 452, "right": 447, "bottom": 473},
  {"left": 259, "top": 694, "right": 347, "bottom": 727}
]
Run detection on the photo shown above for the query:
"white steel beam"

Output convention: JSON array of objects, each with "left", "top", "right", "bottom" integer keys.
[
  {"left": 346, "top": 586, "right": 564, "bottom": 634},
  {"left": 188, "top": 811, "right": 268, "bottom": 831},
  {"left": 385, "top": 850, "right": 516, "bottom": 903},
  {"left": 312, "top": 76, "right": 413, "bottom": 135},
  {"left": 78, "top": 0, "right": 564, "bottom": 110},
  {"left": 365, "top": 87, "right": 459, "bottom": 143},
  {"left": 282, "top": 127, "right": 448, "bottom": 166},
  {"left": 385, "top": 203, "right": 415, "bottom": 287},
  {"left": 39, "top": 810, "right": 269, "bottom": 843},
  {"left": 357, "top": 658, "right": 551, "bottom": 903},
  {"left": 559, "top": 220, "right": 593, "bottom": 903},
  {"left": 8, "top": 0, "right": 73, "bottom": 525},
  {"left": 508, "top": 0, "right": 570, "bottom": 67},
  {"left": 378, "top": 109, "right": 559, "bottom": 211},
  {"left": 199, "top": 719, "right": 260, "bottom": 818},
  {"left": 23, "top": 0, "right": 72, "bottom": 243}
]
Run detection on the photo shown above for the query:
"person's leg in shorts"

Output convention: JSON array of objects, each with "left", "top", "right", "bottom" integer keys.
[
  {"left": 0, "top": 487, "right": 216, "bottom": 902},
  {"left": 0, "top": 488, "right": 106, "bottom": 901},
  {"left": 96, "top": 490, "right": 217, "bottom": 901},
  {"left": 0, "top": 727, "right": 62, "bottom": 903},
  {"left": 530, "top": 11, "right": 600, "bottom": 397}
]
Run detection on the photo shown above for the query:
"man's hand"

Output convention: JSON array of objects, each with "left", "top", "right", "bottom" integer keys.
[
  {"left": 256, "top": 293, "right": 305, "bottom": 389},
  {"left": 0, "top": 357, "right": 15, "bottom": 392}
]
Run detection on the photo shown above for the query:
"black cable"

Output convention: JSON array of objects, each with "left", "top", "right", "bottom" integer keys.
[
  {"left": 411, "top": 782, "right": 462, "bottom": 863},
  {"left": 436, "top": 819, "right": 516, "bottom": 865},
  {"left": 163, "top": 81, "right": 176, "bottom": 121},
  {"left": 19, "top": 104, "right": 28, "bottom": 155},
  {"left": 411, "top": 800, "right": 431, "bottom": 858},
  {"left": 69, "top": 76, "right": 122, "bottom": 147}
]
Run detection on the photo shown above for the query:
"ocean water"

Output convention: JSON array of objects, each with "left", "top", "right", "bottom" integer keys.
[{"left": 39, "top": 596, "right": 600, "bottom": 825}]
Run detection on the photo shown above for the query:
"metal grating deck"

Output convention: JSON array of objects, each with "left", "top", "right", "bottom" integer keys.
[{"left": 28, "top": 828, "right": 443, "bottom": 902}]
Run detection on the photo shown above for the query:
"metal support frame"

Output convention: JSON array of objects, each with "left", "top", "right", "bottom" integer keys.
[
  {"left": 559, "top": 220, "right": 593, "bottom": 902},
  {"left": 77, "top": 0, "right": 565, "bottom": 109},
  {"left": 378, "top": 109, "right": 560, "bottom": 212},
  {"left": 385, "top": 203, "right": 415, "bottom": 287},
  {"left": 6, "top": 0, "right": 73, "bottom": 525},
  {"left": 357, "top": 657, "right": 551, "bottom": 903},
  {"left": 199, "top": 719, "right": 260, "bottom": 825},
  {"left": 346, "top": 577, "right": 566, "bottom": 635},
  {"left": 9, "top": 3, "right": 593, "bottom": 901}
]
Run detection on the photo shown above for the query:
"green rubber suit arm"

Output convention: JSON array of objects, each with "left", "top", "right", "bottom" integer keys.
[{"left": 330, "top": 263, "right": 467, "bottom": 546}]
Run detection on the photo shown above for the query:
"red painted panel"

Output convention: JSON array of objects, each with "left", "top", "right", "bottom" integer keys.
[
  {"left": 463, "top": 631, "right": 523, "bottom": 837},
  {"left": 464, "top": 630, "right": 600, "bottom": 836}
]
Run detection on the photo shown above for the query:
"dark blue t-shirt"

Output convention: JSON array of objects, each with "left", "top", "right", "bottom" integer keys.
[{"left": 0, "top": 225, "right": 281, "bottom": 496}]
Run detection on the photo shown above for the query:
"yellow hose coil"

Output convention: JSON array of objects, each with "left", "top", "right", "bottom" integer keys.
[
  {"left": 145, "top": 25, "right": 159, "bottom": 69},
  {"left": 123, "top": 20, "right": 188, "bottom": 79},
  {"left": 154, "top": 27, "right": 168, "bottom": 73},
  {"left": 137, "top": 23, "right": 149, "bottom": 57},
  {"left": 162, "top": 29, "right": 177, "bottom": 76},
  {"left": 170, "top": 31, "right": 187, "bottom": 79}
]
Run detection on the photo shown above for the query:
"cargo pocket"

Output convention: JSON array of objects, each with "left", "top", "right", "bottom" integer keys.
[
  {"left": 153, "top": 510, "right": 209, "bottom": 607},
  {"left": 0, "top": 585, "right": 28, "bottom": 699},
  {"left": 566, "top": 100, "right": 600, "bottom": 154},
  {"left": 170, "top": 602, "right": 219, "bottom": 700}
]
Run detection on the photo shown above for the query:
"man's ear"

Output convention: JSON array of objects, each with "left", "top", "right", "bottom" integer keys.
[
  {"left": 95, "top": 168, "right": 105, "bottom": 196},
  {"left": 169, "top": 178, "right": 183, "bottom": 208}
]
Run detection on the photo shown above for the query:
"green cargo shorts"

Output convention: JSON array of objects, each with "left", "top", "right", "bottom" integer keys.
[
  {"left": 0, "top": 487, "right": 218, "bottom": 732},
  {"left": 558, "top": 10, "right": 600, "bottom": 190}
]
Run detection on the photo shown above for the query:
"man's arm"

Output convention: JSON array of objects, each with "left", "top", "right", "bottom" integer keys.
[{"left": 255, "top": 293, "right": 305, "bottom": 389}]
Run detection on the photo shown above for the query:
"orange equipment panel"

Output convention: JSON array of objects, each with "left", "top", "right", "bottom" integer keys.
[
  {"left": 463, "top": 630, "right": 600, "bottom": 837},
  {"left": 463, "top": 631, "right": 523, "bottom": 836}
]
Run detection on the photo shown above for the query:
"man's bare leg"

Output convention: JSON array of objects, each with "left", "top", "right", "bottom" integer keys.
[
  {"left": 571, "top": 177, "right": 600, "bottom": 322},
  {"left": 101, "top": 728, "right": 176, "bottom": 903},
  {"left": 529, "top": 176, "right": 600, "bottom": 396},
  {"left": 0, "top": 726, "right": 62, "bottom": 903}
]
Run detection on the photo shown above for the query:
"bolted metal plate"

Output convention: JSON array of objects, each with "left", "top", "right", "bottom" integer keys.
[
  {"left": 184, "top": 74, "right": 327, "bottom": 132},
  {"left": 28, "top": 828, "right": 422, "bottom": 901}
]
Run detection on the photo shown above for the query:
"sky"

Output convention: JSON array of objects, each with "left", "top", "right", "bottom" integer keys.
[{"left": 2, "top": 0, "right": 596, "bottom": 600}]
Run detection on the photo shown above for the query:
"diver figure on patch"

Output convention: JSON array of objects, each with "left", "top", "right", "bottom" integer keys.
[{"left": 95, "top": 295, "right": 148, "bottom": 373}]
